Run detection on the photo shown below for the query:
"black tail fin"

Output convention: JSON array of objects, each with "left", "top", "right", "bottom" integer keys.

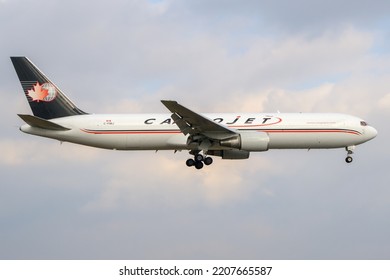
[{"left": 11, "top": 57, "right": 87, "bottom": 119}]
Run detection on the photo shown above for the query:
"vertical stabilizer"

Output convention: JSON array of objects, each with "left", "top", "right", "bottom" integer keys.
[{"left": 11, "top": 57, "right": 87, "bottom": 119}]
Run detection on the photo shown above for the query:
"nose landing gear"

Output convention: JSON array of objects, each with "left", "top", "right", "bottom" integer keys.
[
  {"left": 345, "top": 146, "right": 355, "bottom": 163},
  {"left": 345, "top": 155, "right": 353, "bottom": 163}
]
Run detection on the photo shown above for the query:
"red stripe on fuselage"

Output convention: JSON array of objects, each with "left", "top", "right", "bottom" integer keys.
[
  {"left": 80, "top": 128, "right": 362, "bottom": 136},
  {"left": 80, "top": 129, "right": 181, "bottom": 135},
  {"left": 262, "top": 129, "right": 361, "bottom": 135}
]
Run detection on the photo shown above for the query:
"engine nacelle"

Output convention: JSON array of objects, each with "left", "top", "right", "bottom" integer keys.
[{"left": 219, "top": 131, "right": 269, "bottom": 151}]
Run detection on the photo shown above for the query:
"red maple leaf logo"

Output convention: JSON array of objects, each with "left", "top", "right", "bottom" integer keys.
[{"left": 27, "top": 82, "right": 49, "bottom": 102}]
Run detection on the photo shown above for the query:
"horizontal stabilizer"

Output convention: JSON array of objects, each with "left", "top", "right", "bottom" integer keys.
[{"left": 18, "top": 114, "right": 70, "bottom": 131}]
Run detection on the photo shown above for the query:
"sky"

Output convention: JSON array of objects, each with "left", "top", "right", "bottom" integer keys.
[{"left": 0, "top": 0, "right": 389, "bottom": 259}]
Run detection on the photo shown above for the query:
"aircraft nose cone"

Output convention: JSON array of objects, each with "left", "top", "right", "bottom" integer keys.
[{"left": 367, "top": 126, "right": 378, "bottom": 140}]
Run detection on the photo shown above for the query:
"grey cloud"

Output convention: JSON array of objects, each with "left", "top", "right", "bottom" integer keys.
[
  {"left": 0, "top": 0, "right": 389, "bottom": 260},
  {"left": 183, "top": 0, "right": 390, "bottom": 33}
]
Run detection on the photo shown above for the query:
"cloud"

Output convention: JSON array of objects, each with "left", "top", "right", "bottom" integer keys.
[
  {"left": 146, "top": 27, "right": 375, "bottom": 111},
  {"left": 0, "top": 138, "right": 101, "bottom": 167},
  {"left": 1, "top": 0, "right": 390, "bottom": 260},
  {"left": 184, "top": 0, "right": 390, "bottom": 34},
  {"left": 378, "top": 93, "right": 390, "bottom": 109},
  {"left": 82, "top": 151, "right": 278, "bottom": 212}
]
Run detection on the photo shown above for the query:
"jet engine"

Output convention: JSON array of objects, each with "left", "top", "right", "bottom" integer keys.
[{"left": 219, "top": 131, "right": 269, "bottom": 151}]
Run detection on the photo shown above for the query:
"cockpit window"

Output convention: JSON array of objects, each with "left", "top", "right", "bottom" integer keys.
[{"left": 360, "top": 121, "right": 368, "bottom": 126}]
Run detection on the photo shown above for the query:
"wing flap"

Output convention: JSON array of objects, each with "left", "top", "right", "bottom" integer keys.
[{"left": 18, "top": 114, "right": 70, "bottom": 131}]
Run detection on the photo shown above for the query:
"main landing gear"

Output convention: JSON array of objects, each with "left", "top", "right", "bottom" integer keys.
[
  {"left": 186, "top": 154, "right": 213, "bottom": 170},
  {"left": 345, "top": 146, "right": 355, "bottom": 163}
]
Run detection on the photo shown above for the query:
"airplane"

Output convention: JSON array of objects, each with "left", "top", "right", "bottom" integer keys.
[{"left": 11, "top": 57, "right": 377, "bottom": 169}]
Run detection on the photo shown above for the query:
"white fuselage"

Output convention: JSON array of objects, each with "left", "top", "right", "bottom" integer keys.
[{"left": 20, "top": 113, "right": 378, "bottom": 152}]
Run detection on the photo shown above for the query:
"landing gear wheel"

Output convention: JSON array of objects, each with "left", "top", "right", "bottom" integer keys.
[
  {"left": 204, "top": 157, "right": 213, "bottom": 165},
  {"left": 194, "top": 161, "right": 204, "bottom": 170},
  {"left": 186, "top": 158, "right": 195, "bottom": 167},
  {"left": 345, "top": 156, "right": 353, "bottom": 163},
  {"left": 195, "top": 154, "right": 204, "bottom": 162}
]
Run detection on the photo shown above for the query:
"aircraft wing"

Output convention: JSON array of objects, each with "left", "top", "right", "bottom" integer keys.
[{"left": 161, "top": 100, "right": 237, "bottom": 140}]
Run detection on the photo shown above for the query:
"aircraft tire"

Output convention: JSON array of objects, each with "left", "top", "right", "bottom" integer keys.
[
  {"left": 345, "top": 156, "right": 353, "bottom": 163},
  {"left": 186, "top": 158, "right": 195, "bottom": 167},
  {"left": 204, "top": 157, "right": 213, "bottom": 165},
  {"left": 195, "top": 161, "right": 204, "bottom": 170},
  {"left": 195, "top": 154, "right": 204, "bottom": 162}
]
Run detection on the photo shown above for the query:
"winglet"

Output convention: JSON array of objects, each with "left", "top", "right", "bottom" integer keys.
[{"left": 18, "top": 114, "right": 70, "bottom": 131}]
